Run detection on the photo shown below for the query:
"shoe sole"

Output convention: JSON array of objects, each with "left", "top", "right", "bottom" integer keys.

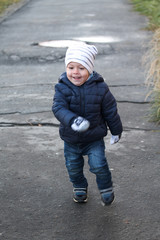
[
  {"left": 73, "top": 197, "right": 88, "bottom": 203},
  {"left": 101, "top": 196, "right": 115, "bottom": 206}
]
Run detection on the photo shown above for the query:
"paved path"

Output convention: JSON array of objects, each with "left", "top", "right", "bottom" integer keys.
[{"left": 0, "top": 0, "right": 160, "bottom": 239}]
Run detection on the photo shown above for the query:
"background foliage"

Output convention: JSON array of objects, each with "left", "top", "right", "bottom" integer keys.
[
  {"left": 131, "top": 0, "right": 160, "bottom": 30},
  {"left": 131, "top": 0, "right": 160, "bottom": 123},
  {"left": 0, "top": 0, "right": 20, "bottom": 14}
]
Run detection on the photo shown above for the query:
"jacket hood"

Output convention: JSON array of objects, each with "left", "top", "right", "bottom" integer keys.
[{"left": 58, "top": 71, "right": 104, "bottom": 86}]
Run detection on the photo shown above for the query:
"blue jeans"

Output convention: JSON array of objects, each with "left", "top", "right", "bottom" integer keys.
[{"left": 64, "top": 139, "right": 112, "bottom": 191}]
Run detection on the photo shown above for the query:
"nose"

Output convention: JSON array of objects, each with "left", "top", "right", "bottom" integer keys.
[{"left": 73, "top": 67, "right": 79, "bottom": 74}]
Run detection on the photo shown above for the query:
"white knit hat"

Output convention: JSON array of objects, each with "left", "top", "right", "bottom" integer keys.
[{"left": 65, "top": 43, "right": 98, "bottom": 74}]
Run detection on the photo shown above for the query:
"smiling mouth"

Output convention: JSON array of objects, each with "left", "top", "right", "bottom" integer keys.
[{"left": 73, "top": 77, "right": 81, "bottom": 80}]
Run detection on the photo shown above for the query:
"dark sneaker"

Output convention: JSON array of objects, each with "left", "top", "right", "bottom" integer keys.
[
  {"left": 100, "top": 188, "right": 114, "bottom": 206},
  {"left": 73, "top": 188, "right": 88, "bottom": 203}
]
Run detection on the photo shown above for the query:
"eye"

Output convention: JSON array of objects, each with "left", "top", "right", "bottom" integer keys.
[
  {"left": 80, "top": 67, "right": 84, "bottom": 70},
  {"left": 68, "top": 66, "right": 73, "bottom": 70}
]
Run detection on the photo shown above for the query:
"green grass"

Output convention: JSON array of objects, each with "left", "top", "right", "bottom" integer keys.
[
  {"left": 0, "top": 0, "right": 21, "bottom": 14},
  {"left": 131, "top": 0, "right": 160, "bottom": 30},
  {"left": 150, "top": 91, "right": 160, "bottom": 123}
]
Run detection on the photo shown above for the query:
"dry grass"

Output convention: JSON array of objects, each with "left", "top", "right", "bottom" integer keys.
[
  {"left": 0, "top": 0, "right": 21, "bottom": 14},
  {"left": 145, "top": 28, "right": 160, "bottom": 123},
  {"left": 131, "top": 0, "right": 160, "bottom": 123}
]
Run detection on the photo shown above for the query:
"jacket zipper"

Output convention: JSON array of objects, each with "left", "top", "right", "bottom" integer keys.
[{"left": 80, "top": 85, "right": 85, "bottom": 117}]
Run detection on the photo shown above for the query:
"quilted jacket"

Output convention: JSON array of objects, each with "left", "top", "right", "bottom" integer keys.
[{"left": 52, "top": 71, "right": 123, "bottom": 144}]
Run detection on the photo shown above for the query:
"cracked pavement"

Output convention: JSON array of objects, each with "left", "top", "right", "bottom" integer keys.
[{"left": 0, "top": 0, "right": 160, "bottom": 240}]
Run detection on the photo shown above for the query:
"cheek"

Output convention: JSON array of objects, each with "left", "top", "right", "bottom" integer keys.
[
  {"left": 83, "top": 72, "right": 89, "bottom": 80},
  {"left": 66, "top": 70, "right": 71, "bottom": 78},
  {"left": 83, "top": 70, "right": 89, "bottom": 78}
]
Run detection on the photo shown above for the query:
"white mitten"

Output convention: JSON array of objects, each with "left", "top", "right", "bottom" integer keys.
[
  {"left": 71, "top": 116, "right": 90, "bottom": 132},
  {"left": 110, "top": 135, "right": 120, "bottom": 145}
]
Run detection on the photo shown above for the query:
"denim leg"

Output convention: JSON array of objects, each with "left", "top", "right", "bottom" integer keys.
[
  {"left": 85, "top": 140, "right": 112, "bottom": 190},
  {"left": 64, "top": 142, "right": 88, "bottom": 188}
]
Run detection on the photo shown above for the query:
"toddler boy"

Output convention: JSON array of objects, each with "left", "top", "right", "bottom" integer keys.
[{"left": 52, "top": 43, "right": 123, "bottom": 205}]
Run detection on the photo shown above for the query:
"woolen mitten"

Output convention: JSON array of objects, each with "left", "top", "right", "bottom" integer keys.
[
  {"left": 71, "top": 116, "right": 90, "bottom": 132},
  {"left": 110, "top": 134, "right": 121, "bottom": 145}
]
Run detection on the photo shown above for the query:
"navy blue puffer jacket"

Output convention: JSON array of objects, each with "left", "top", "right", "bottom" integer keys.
[{"left": 52, "top": 71, "right": 123, "bottom": 144}]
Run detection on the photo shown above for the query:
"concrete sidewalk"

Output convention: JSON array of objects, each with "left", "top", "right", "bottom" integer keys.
[{"left": 0, "top": 0, "right": 160, "bottom": 239}]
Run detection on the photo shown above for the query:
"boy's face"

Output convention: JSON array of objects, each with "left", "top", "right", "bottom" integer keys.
[{"left": 66, "top": 62, "right": 90, "bottom": 86}]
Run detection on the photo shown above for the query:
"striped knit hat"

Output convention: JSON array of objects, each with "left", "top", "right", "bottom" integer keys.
[{"left": 65, "top": 43, "right": 98, "bottom": 74}]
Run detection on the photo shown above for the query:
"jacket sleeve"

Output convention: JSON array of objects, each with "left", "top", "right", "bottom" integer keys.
[
  {"left": 52, "top": 84, "right": 77, "bottom": 126},
  {"left": 101, "top": 87, "right": 123, "bottom": 135}
]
